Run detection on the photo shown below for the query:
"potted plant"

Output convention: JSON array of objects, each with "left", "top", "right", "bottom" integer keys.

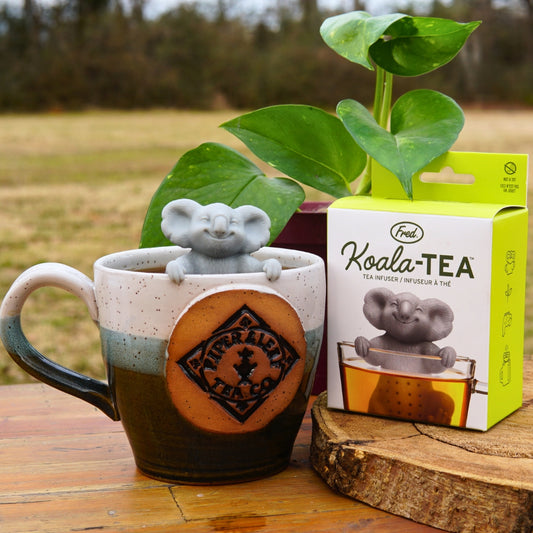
[{"left": 140, "top": 10, "right": 481, "bottom": 391}]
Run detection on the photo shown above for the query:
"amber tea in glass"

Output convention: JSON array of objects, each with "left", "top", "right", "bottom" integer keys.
[{"left": 338, "top": 342, "right": 475, "bottom": 427}]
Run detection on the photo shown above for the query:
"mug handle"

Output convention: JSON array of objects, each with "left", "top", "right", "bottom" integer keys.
[{"left": 0, "top": 263, "right": 119, "bottom": 420}]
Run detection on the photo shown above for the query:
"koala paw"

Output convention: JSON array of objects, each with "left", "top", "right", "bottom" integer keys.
[
  {"left": 166, "top": 259, "right": 186, "bottom": 284},
  {"left": 263, "top": 258, "right": 282, "bottom": 281},
  {"left": 354, "top": 336, "right": 370, "bottom": 358},
  {"left": 439, "top": 346, "right": 457, "bottom": 368}
]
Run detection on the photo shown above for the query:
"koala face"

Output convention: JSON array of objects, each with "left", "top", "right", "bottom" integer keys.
[
  {"left": 190, "top": 204, "right": 247, "bottom": 257},
  {"left": 161, "top": 199, "right": 271, "bottom": 259},
  {"left": 380, "top": 293, "right": 433, "bottom": 343},
  {"left": 363, "top": 288, "right": 454, "bottom": 344}
]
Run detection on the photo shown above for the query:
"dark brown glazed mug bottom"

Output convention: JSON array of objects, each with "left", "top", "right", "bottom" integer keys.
[{"left": 111, "top": 366, "right": 308, "bottom": 484}]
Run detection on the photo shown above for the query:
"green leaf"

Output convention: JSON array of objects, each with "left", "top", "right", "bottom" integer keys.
[
  {"left": 320, "top": 11, "right": 407, "bottom": 70},
  {"left": 370, "top": 17, "right": 481, "bottom": 76},
  {"left": 221, "top": 105, "right": 366, "bottom": 198},
  {"left": 337, "top": 89, "right": 465, "bottom": 198},
  {"left": 139, "top": 142, "right": 305, "bottom": 248}
]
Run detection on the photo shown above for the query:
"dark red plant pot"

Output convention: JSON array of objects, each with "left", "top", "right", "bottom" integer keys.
[{"left": 273, "top": 201, "right": 328, "bottom": 394}]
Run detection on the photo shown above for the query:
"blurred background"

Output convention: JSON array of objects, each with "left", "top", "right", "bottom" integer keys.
[
  {"left": 0, "top": 0, "right": 532, "bottom": 385},
  {"left": 0, "top": 0, "right": 532, "bottom": 111}
]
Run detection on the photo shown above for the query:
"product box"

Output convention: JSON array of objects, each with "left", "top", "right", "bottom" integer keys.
[{"left": 327, "top": 151, "right": 528, "bottom": 430}]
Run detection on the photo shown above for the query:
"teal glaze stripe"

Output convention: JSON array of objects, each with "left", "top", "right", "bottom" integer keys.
[
  {"left": 101, "top": 325, "right": 323, "bottom": 378},
  {"left": 0, "top": 316, "right": 169, "bottom": 377},
  {"left": 100, "top": 327, "right": 168, "bottom": 376},
  {"left": 0, "top": 315, "right": 26, "bottom": 358},
  {"left": 1, "top": 316, "right": 323, "bottom": 380}
]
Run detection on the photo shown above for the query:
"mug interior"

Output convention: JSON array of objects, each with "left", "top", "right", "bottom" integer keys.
[{"left": 95, "top": 246, "right": 323, "bottom": 276}]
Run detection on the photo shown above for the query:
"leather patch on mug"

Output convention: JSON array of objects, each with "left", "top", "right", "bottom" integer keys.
[{"left": 166, "top": 289, "right": 306, "bottom": 434}]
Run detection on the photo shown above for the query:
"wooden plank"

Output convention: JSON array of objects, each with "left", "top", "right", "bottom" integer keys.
[
  {"left": 171, "top": 455, "right": 438, "bottom": 531},
  {"left": 0, "top": 383, "right": 105, "bottom": 417},
  {"left": 0, "top": 432, "right": 131, "bottom": 465},
  {"left": 155, "top": 507, "right": 438, "bottom": 532},
  {"left": 0, "top": 487, "right": 184, "bottom": 533},
  {"left": 0, "top": 383, "right": 120, "bottom": 440},
  {"left": 311, "top": 361, "right": 533, "bottom": 533},
  {"left": 0, "top": 458, "right": 150, "bottom": 500},
  {"left": 0, "top": 414, "right": 120, "bottom": 439},
  {"left": 173, "top": 465, "right": 353, "bottom": 520}
]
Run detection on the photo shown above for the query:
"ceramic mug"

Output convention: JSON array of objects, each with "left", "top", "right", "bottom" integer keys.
[{"left": 0, "top": 246, "right": 325, "bottom": 484}]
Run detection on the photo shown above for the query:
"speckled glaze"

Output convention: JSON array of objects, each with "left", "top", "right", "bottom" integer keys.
[{"left": 0, "top": 246, "right": 325, "bottom": 484}]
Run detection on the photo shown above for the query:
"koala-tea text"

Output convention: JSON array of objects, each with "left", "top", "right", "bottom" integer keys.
[{"left": 342, "top": 242, "right": 474, "bottom": 278}]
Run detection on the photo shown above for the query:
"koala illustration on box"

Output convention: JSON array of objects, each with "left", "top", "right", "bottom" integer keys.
[
  {"left": 354, "top": 287, "right": 457, "bottom": 374},
  {"left": 161, "top": 199, "right": 282, "bottom": 284}
]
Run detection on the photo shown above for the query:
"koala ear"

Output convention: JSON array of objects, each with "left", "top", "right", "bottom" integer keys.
[
  {"left": 235, "top": 205, "right": 271, "bottom": 253},
  {"left": 424, "top": 299, "right": 454, "bottom": 340},
  {"left": 363, "top": 287, "right": 395, "bottom": 329},
  {"left": 161, "top": 199, "right": 200, "bottom": 247}
]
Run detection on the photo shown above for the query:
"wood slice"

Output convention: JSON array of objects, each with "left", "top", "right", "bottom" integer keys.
[{"left": 310, "top": 361, "right": 533, "bottom": 533}]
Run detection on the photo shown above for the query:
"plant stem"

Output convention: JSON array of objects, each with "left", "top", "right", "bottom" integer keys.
[
  {"left": 379, "top": 70, "right": 393, "bottom": 129},
  {"left": 355, "top": 66, "right": 393, "bottom": 196},
  {"left": 373, "top": 66, "right": 385, "bottom": 123},
  {"left": 355, "top": 160, "right": 372, "bottom": 195}
]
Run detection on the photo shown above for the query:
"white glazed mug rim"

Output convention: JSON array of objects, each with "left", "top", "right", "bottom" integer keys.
[{"left": 94, "top": 245, "right": 323, "bottom": 275}]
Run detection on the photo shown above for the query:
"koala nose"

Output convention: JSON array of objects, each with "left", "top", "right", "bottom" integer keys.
[
  {"left": 398, "top": 301, "right": 413, "bottom": 320},
  {"left": 212, "top": 215, "right": 228, "bottom": 237}
]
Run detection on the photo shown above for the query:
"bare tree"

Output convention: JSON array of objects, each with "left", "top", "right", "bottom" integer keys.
[
  {"left": 22, "top": 0, "right": 40, "bottom": 50},
  {"left": 300, "top": 0, "right": 319, "bottom": 30},
  {"left": 131, "top": 0, "right": 145, "bottom": 22},
  {"left": 521, "top": 0, "right": 533, "bottom": 63}
]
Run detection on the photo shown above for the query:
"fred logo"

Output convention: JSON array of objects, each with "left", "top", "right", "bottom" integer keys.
[
  {"left": 390, "top": 221, "right": 424, "bottom": 244},
  {"left": 166, "top": 289, "right": 306, "bottom": 434}
]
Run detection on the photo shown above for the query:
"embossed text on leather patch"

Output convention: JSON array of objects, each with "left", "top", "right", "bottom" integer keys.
[
  {"left": 166, "top": 289, "right": 306, "bottom": 434},
  {"left": 178, "top": 304, "right": 300, "bottom": 423}
]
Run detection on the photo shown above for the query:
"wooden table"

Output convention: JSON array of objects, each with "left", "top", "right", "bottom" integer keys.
[{"left": 0, "top": 384, "right": 439, "bottom": 532}]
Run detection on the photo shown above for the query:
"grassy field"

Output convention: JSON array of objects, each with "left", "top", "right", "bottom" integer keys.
[{"left": 0, "top": 108, "right": 532, "bottom": 384}]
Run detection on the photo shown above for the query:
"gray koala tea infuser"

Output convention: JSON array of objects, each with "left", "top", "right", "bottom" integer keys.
[
  {"left": 0, "top": 201, "right": 325, "bottom": 484},
  {"left": 161, "top": 199, "right": 282, "bottom": 282},
  {"left": 354, "top": 288, "right": 458, "bottom": 374}
]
